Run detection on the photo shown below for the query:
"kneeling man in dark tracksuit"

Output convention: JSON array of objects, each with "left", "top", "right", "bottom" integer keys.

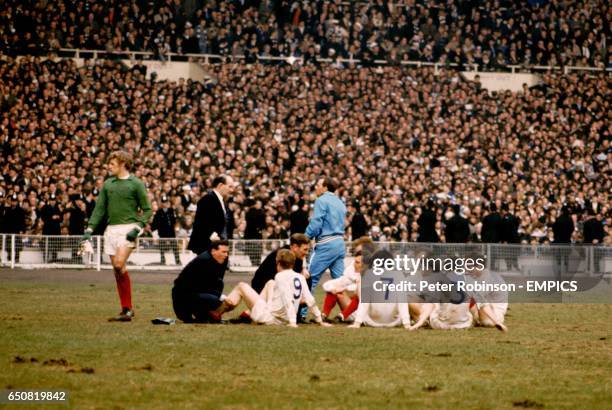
[{"left": 172, "top": 240, "right": 229, "bottom": 323}]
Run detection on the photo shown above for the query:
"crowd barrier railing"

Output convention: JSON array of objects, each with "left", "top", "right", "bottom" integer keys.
[
  {"left": 7, "top": 48, "right": 607, "bottom": 75},
  {"left": 0, "top": 235, "right": 610, "bottom": 277}
]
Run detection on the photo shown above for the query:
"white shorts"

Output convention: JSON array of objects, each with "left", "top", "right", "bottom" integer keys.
[
  {"left": 322, "top": 276, "right": 357, "bottom": 294},
  {"left": 104, "top": 223, "right": 139, "bottom": 256},
  {"left": 476, "top": 303, "right": 508, "bottom": 327},
  {"left": 250, "top": 299, "right": 281, "bottom": 325},
  {"left": 429, "top": 304, "right": 473, "bottom": 330}
]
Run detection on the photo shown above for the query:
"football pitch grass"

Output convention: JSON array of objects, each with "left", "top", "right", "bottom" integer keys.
[{"left": 1, "top": 270, "right": 611, "bottom": 409}]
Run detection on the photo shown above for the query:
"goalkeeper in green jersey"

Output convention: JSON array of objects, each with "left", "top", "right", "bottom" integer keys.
[{"left": 83, "top": 151, "right": 152, "bottom": 322}]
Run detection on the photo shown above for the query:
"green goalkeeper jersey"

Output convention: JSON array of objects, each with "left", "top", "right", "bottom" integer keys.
[{"left": 88, "top": 175, "right": 152, "bottom": 231}]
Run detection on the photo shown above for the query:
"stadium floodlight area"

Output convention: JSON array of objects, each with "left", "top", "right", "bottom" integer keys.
[{"left": 0, "top": 235, "right": 610, "bottom": 277}]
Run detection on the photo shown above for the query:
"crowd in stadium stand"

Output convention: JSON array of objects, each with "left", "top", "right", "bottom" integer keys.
[
  {"left": 0, "top": 0, "right": 609, "bottom": 68},
  {"left": 0, "top": 56, "right": 609, "bottom": 246}
]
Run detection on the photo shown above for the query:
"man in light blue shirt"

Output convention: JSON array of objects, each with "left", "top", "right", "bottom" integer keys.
[{"left": 300, "top": 177, "right": 347, "bottom": 320}]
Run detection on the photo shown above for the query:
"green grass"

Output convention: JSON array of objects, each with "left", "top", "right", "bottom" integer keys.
[{"left": 1, "top": 280, "right": 611, "bottom": 409}]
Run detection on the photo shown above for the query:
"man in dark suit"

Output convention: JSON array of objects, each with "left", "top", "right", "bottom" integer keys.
[
  {"left": 40, "top": 193, "right": 62, "bottom": 262},
  {"left": 188, "top": 175, "right": 236, "bottom": 255},
  {"left": 481, "top": 203, "right": 502, "bottom": 243},
  {"left": 444, "top": 205, "right": 470, "bottom": 243},
  {"left": 244, "top": 199, "right": 266, "bottom": 266},
  {"left": 500, "top": 203, "right": 521, "bottom": 271},
  {"left": 172, "top": 240, "right": 229, "bottom": 323},
  {"left": 151, "top": 195, "right": 180, "bottom": 265},
  {"left": 481, "top": 203, "right": 502, "bottom": 269},
  {"left": 350, "top": 202, "right": 368, "bottom": 240},
  {"left": 250, "top": 233, "right": 310, "bottom": 293},
  {"left": 417, "top": 200, "right": 439, "bottom": 243},
  {"left": 583, "top": 209, "right": 605, "bottom": 273},
  {"left": 289, "top": 201, "right": 309, "bottom": 234},
  {"left": 552, "top": 206, "right": 574, "bottom": 276}
]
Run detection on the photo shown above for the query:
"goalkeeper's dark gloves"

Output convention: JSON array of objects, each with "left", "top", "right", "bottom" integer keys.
[
  {"left": 82, "top": 228, "right": 93, "bottom": 242},
  {"left": 126, "top": 227, "right": 142, "bottom": 242}
]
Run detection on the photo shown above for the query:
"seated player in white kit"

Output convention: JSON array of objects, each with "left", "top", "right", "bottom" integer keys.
[
  {"left": 465, "top": 261, "right": 508, "bottom": 331},
  {"left": 220, "top": 249, "right": 330, "bottom": 327},
  {"left": 409, "top": 301, "right": 474, "bottom": 330},
  {"left": 347, "top": 248, "right": 412, "bottom": 329},
  {"left": 320, "top": 237, "right": 373, "bottom": 322},
  {"left": 408, "top": 264, "right": 507, "bottom": 331}
]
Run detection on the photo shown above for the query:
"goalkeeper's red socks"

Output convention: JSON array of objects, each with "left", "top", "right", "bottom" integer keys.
[
  {"left": 322, "top": 292, "right": 338, "bottom": 317},
  {"left": 116, "top": 271, "right": 133, "bottom": 310},
  {"left": 341, "top": 295, "right": 359, "bottom": 319}
]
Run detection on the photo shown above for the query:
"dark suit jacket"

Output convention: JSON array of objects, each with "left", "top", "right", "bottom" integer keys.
[
  {"left": 481, "top": 212, "right": 502, "bottom": 243},
  {"left": 187, "top": 191, "right": 227, "bottom": 254},
  {"left": 445, "top": 215, "right": 470, "bottom": 243},
  {"left": 245, "top": 207, "right": 266, "bottom": 239},
  {"left": 500, "top": 214, "right": 520, "bottom": 243},
  {"left": 552, "top": 215, "right": 574, "bottom": 244},
  {"left": 173, "top": 251, "right": 227, "bottom": 295},
  {"left": 583, "top": 217, "right": 605, "bottom": 244},
  {"left": 417, "top": 209, "right": 439, "bottom": 243}
]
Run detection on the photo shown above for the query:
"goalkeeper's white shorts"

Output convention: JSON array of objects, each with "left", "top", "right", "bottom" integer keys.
[{"left": 104, "top": 223, "right": 139, "bottom": 256}]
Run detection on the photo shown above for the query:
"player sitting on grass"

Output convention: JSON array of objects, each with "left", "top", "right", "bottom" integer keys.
[
  {"left": 218, "top": 249, "right": 331, "bottom": 327},
  {"left": 408, "top": 301, "right": 474, "bottom": 331},
  {"left": 465, "top": 261, "right": 508, "bottom": 331},
  {"left": 347, "top": 249, "right": 412, "bottom": 329},
  {"left": 321, "top": 236, "right": 373, "bottom": 323}
]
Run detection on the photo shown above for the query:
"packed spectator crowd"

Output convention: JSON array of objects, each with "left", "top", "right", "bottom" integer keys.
[
  {"left": 0, "top": 55, "right": 610, "bottom": 246},
  {"left": 0, "top": 0, "right": 609, "bottom": 68}
]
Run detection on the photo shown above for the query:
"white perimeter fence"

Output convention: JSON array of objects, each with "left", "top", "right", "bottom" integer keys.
[{"left": 0, "top": 235, "right": 611, "bottom": 277}]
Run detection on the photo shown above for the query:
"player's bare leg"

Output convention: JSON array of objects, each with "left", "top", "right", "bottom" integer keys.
[
  {"left": 110, "top": 246, "right": 133, "bottom": 276},
  {"left": 231, "top": 280, "right": 276, "bottom": 322},
  {"left": 408, "top": 303, "right": 435, "bottom": 330},
  {"left": 109, "top": 246, "right": 135, "bottom": 321},
  {"left": 336, "top": 292, "right": 351, "bottom": 310},
  {"left": 221, "top": 282, "right": 264, "bottom": 313}
]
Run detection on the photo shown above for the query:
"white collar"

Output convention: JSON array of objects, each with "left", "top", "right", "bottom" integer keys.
[{"left": 213, "top": 189, "right": 226, "bottom": 213}]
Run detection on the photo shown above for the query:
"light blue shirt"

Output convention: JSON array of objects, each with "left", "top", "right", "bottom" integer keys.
[{"left": 305, "top": 192, "right": 347, "bottom": 240}]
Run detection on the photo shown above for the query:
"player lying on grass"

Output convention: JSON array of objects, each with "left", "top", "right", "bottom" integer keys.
[
  {"left": 216, "top": 249, "right": 331, "bottom": 327},
  {"left": 320, "top": 236, "right": 373, "bottom": 323}
]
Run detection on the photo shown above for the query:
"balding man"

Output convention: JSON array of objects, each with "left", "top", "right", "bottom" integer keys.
[{"left": 188, "top": 175, "right": 237, "bottom": 255}]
